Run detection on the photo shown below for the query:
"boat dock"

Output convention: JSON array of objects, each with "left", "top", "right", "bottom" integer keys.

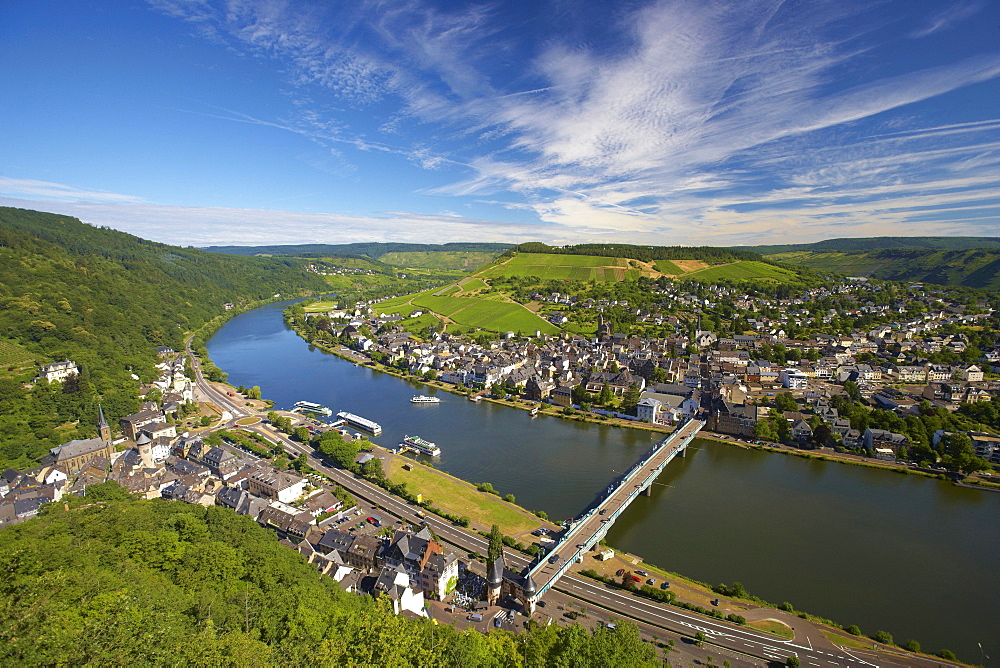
[{"left": 336, "top": 411, "right": 382, "bottom": 435}]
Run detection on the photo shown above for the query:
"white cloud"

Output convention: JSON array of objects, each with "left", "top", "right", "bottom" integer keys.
[{"left": 0, "top": 177, "right": 146, "bottom": 203}]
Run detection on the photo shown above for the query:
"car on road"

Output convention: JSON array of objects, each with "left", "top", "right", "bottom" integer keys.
[
  {"left": 598, "top": 509, "right": 606, "bottom": 515},
  {"left": 615, "top": 569, "right": 625, "bottom": 577},
  {"left": 548, "top": 554, "right": 559, "bottom": 564},
  {"left": 467, "top": 614, "right": 482, "bottom": 622},
  {"left": 494, "top": 616, "right": 502, "bottom": 628}
]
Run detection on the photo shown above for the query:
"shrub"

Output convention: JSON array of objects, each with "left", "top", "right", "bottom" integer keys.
[
  {"left": 845, "top": 625, "right": 861, "bottom": 636},
  {"left": 872, "top": 630, "right": 894, "bottom": 645},
  {"left": 904, "top": 640, "right": 921, "bottom": 653},
  {"left": 939, "top": 650, "right": 957, "bottom": 661}
]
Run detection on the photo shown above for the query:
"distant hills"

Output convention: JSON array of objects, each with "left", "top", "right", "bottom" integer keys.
[
  {"left": 734, "top": 237, "right": 1000, "bottom": 291},
  {"left": 735, "top": 236, "right": 1000, "bottom": 254},
  {"left": 202, "top": 242, "right": 513, "bottom": 259}
]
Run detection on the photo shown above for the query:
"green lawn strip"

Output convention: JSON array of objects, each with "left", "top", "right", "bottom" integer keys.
[
  {"left": 386, "top": 458, "right": 538, "bottom": 535},
  {"left": 749, "top": 619, "right": 794, "bottom": 639},
  {"left": 821, "top": 630, "right": 874, "bottom": 650}
]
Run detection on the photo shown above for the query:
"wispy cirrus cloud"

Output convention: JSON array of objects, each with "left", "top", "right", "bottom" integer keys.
[
  {"left": 140, "top": 0, "right": 999, "bottom": 244},
  {"left": 909, "top": 1, "right": 986, "bottom": 39}
]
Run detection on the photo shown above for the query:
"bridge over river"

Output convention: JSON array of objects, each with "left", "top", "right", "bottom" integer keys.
[{"left": 518, "top": 418, "right": 705, "bottom": 611}]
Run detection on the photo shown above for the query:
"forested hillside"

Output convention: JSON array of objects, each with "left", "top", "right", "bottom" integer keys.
[
  {"left": 764, "top": 248, "right": 1000, "bottom": 291},
  {"left": 0, "top": 495, "right": 659, "bottom": 666},
  {"left": 0, "top": 207, "right": 326, "bottom": 469}
]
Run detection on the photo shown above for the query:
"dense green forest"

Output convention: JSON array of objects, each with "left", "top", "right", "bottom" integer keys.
[
  {"left": 0, "top": 207, "right": 326, "bottom": 469},
  {"left": 738, "top": 236, "right": 1000, "bottom": 254},
  {"left": 511, "top": 242, "right": 763, "bottom": 264},
  {"left": 203, "top": 242, "right": 513, "bottom": 260},
  {"left": 0, "top": 495, "right": 660, "bottom": 666}
]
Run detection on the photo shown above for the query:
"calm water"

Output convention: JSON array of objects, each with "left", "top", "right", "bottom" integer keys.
[{"left": 209, "top": 301, "right": 1000, "bottom": 661}]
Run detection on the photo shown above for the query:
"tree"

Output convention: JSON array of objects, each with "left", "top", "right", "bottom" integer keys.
[
  {"left": 571, "top": 384, "right": 591, "bottom": 405},
  {"left": 775, "top": 392, "right": 798, "bottom": 412},
  {"left": 622, "top": 383, "right": 642, "bottom": 415},
  {"left": 487, "top": 525, "right": 503, "bottom": 565},
  {"left": 83, "top": 480, "right": 134, "bottom": 501},
  {"left": 503, "top": 493, "right": 515, "bottom": 503},
  {"left": 786, "top": 657, "right": 800, "bottom": 667},
  {"left": 754, "top": 418, "right": 779, "bottom": 443},
  {"left": 293, "top": 426, "right": 311, "bottom": 442},
  {"left": 361, "top": 457, "right": 384, "bottom": 481},
  {"left": 598, "top": 382, "right": 614, "bottom": 406}
]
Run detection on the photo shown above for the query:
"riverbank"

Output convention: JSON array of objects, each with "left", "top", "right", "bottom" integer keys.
[
  {"left": 289, "top": 318, "right": 1000, "bottom": 494},
  {"left": 703, "top": 434, "right": 1000, "bottom": 490},
  {"left": 287, "top": 318, "right": 675, "bottom": 434}
]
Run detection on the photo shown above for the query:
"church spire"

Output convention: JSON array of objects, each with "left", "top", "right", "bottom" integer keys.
[{"left": 97, "top": 405, "right": 111, "bottom": 443}]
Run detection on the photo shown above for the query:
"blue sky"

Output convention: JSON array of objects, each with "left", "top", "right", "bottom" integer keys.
[{"left": 1, "top": 0, "right": 998, "bottom": 246}]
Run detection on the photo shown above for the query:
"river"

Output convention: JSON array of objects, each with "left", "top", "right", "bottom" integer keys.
[{"left": 208, "top": 300, "right": 999, "bottom": 661}]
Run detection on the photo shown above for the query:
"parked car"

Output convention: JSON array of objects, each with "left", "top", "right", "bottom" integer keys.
[
  {"left": 467, "top": 614, "right": 483, "bottom": 622},
  {"left": 660, "top": 582, "right": 670, "bottom": 590},
  {"left": 631, "top": 575, "right": 642, "bottom": 582},
  {"left": 615, "top": 569, "right": 626, "bottom": 577},
  {"left": 646, "top": 578, "right": 656, "bottom": 585},
  {"left": 635, "top": 570, "right": 648, "bottom": 577}
]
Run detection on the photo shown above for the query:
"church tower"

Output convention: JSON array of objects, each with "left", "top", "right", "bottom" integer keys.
[{"left": 97, "top": 405, "right": 111, "bottom": 443}]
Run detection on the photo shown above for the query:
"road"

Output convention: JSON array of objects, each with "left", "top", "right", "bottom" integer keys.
[{"left": 184, "top": 338, "right": 945, "bottom": 668}]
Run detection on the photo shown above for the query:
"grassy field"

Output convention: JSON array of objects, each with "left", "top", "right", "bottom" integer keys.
[
  {"left": 481, "top": 253, "right": 634, "bottom": 281},
  {"left": 458, "top": 278, "right": 489, "bottom": 292},
  {"left": 412, "top": 294, "right": 560, "bottom": 334},
  {"left": 686, "top": 260, "right": 800, "bottom": 283},
  {"left": 386, "top": 458, "right": 540, "bottom": 535},
  {"left": 0, "top": 339, "right": 38, "bottom": 369},
  {"left": 654, "top": 259, "right": 683, "bottom": 275},
  {"left": 379, "top": 251, "right": 500, "bottom": 271},
  {"left": 748, "top": 619, "right": 795, "bottom": 639}
]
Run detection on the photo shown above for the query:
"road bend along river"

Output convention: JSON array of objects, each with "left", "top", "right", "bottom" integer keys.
[{"left": 208, "top": 301, "right": 999, "bottom": 661}]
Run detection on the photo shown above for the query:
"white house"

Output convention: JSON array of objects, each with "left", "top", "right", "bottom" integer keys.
[{"left": 36, "top": 360, "right": 78, "bottom": 383}]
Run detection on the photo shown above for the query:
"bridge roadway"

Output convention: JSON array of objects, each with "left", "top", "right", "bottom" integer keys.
[{"left": 528, "top": 418, "right": 705, "bottom": 598}]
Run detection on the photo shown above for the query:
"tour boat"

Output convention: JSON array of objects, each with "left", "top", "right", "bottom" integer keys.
[
  {"left": 411, "top": 395, "right": 440, "bottom": 404},
  {"left": 401, "top": 435, "right": 441, "bottom": 457}
]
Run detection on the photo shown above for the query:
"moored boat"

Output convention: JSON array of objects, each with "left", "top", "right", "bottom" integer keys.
[
  {"left": 401, "top": 435, "right": 441, "bottom": 457},
  {"left": 293, "top": 400, "right": 333, "bottom": 417}
]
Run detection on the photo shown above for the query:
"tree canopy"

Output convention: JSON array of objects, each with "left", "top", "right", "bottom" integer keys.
[{"left": 0, "top": 498, "right": 660, "bottom": 666}]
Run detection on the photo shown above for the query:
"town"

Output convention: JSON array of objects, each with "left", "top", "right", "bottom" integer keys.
[
  {"left": 2, "top": 270, "right": 998, "bottom": 666},
  {"left": 294, "top": 275, "right": 999, "bottom": 473}
]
